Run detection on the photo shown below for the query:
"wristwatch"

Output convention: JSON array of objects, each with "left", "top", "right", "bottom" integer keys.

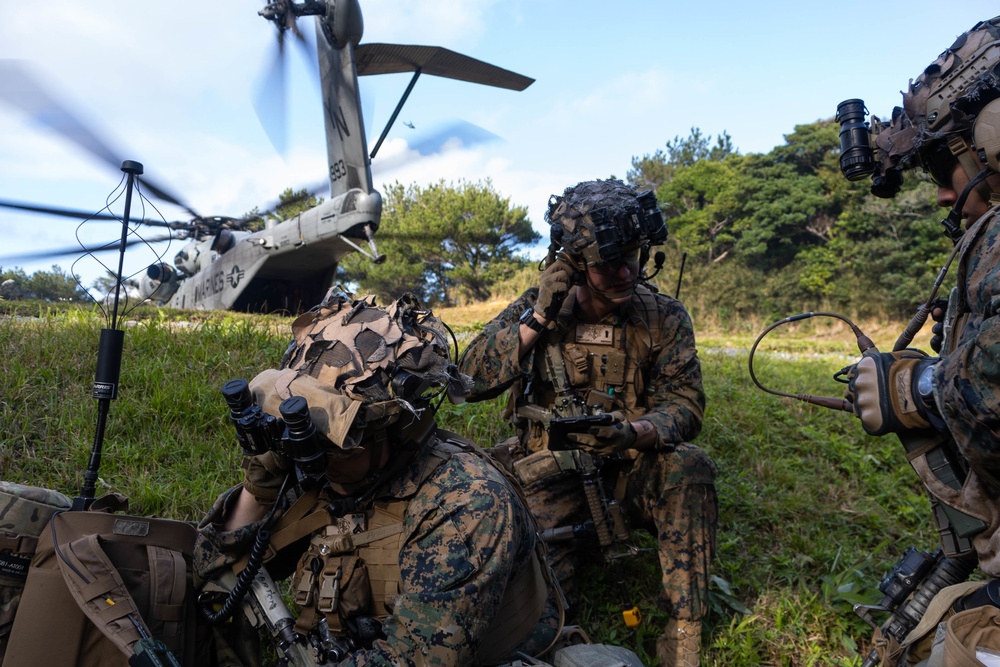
[
  {"left": 519, "top": 308, "right": 547, "bottom": 333},
  {"left": 916, "top": 361, "right": 940, "bottom": 417}
]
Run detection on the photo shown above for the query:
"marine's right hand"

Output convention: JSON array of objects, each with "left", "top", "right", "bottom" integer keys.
[{"left": 535, "top": 259, "right": 575, "bottom": 321}]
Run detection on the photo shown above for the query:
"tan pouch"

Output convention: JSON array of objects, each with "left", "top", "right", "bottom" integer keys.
[
  {"left": 514, "top": 449, "right": 582, "bottom": 487},
  {"left": 944, "top": 605, "right": 1000, "bottom": 666}
]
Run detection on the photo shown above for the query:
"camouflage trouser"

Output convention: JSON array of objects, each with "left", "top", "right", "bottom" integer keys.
[{"left": 523, "top": 443, "right": 717, "bottom": 621}]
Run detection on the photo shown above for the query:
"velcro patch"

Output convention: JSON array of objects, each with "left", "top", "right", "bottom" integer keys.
[
  {"left": 576, "top": 324, "right": 614, "bottom": 345},
  {"left": 113, "top": 519, "right": 150, "bottom": 537}
]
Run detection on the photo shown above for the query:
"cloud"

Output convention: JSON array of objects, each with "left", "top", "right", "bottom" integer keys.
[{"left": 363, "top": 0, "right": 502, "bottom": 48}]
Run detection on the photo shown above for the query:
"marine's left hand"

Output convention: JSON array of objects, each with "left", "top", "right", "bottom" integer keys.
[
  {"left": 844, "top": 349, "right": 939, "bottom": 436},
  {"left": 567, "top": 416, "right": 637, "bottom": 456}
]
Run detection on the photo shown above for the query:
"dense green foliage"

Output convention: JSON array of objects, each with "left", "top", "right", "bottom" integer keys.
[
  {"left": 628, "top": 127, "right": 736, "bottom": 193},
  {"left": 0, "top": 265, "right": 90, "bottom": 302},
  {"left": 1, "top": 305, "right": 939, "bottom": 665},
  {"left": 242, "top": 187, "right": 324, "bottom": 232},
  {"left": 337, "top": 179, "right": 540, "bottom": 306},
  {"left": 632, "top": 124, "right": 952, "bottom": 323}
]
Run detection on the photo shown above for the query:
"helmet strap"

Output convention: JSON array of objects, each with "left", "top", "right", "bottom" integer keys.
[
  {"left": 941, "top": 167, "right": 992, "bottom": 242},
  {"left": 323, "top": 414, "right": 431, "bottom": 501},
  {"left": 948, "top": 135, "right": 996, "bottom": 203},
  {"left": 583, "top": 271, "right": 637, "bottom": 303}
]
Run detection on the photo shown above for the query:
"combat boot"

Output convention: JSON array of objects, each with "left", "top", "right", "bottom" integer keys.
[{"left": 655, "top": 618, "right": 701, "bottom": 667}]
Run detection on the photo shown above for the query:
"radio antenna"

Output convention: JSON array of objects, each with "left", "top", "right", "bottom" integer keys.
[{"left": 72, "top": 160, "right": 142, "bottom": 511}]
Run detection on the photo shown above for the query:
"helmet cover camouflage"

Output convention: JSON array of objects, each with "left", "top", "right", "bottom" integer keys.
[
  {"left": 0, "top": 483, "right": 72, "bottom": 646},
  {"left": 249, "top": 291, "right": 471, "bottom": 449},
  {"left": 871, "top": 16, "right": 1000, "bottom": 189},
  {"left": 546, "top": 178, "right": 667, "bottom": 266}
]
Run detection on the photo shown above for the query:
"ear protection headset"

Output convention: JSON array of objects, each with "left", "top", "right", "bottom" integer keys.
[{"left": 973, "top": 97, "right": 1000, "bottom": 173}]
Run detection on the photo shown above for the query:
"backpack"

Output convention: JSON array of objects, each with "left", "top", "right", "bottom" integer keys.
[
  {"left": 0, "top": 482, "right": 72, "bottom": 663},
  {"left": 1, "top": 499, "right": 207, "bottom": 667}
]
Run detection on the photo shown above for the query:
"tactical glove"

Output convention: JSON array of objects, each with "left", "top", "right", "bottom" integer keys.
[
  {"left": 567, "top": 416, "right": 638, "bottom": 456},
  {"left": 535, "top": 260, "right": 575, "bottom": 322},
  {"left": 843, "top": 349, "right": 939, "bottom": 436},
  {"left": 242, "top": 450, "right": 290, "bottom": 504}
]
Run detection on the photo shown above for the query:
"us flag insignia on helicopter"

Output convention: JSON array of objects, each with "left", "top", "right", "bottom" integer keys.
[{"left": 227, "top": 266, "right": 245, "bottom": 288}]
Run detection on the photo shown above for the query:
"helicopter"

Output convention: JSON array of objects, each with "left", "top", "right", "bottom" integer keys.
[{"left": 0, "top": 0, "right": 533, "bottom": 313}]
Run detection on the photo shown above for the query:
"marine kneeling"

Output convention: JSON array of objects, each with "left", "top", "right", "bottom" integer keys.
[{"left": 193, "top": 292, "right": 562, "bottom": 666}]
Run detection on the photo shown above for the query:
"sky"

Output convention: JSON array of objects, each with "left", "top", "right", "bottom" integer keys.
[{"left": 1, "top": 0, "right": 997, "bottom": 292}]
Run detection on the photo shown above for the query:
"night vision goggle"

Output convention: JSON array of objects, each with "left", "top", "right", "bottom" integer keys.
[
  {"left": 835, "top": 98, "right": 905, "bottom": 199},
  {"left": 582, "top": 190, "right": 668, "bottom": 265}
]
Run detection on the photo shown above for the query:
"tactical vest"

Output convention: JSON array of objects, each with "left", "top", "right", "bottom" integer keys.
[
  {"left": 260, "top": 436, "right": 553, "bottom": 663},
  {"left": 901, "top": 205, "right": 1000, "bottom": 568},
  {"left": 287, "top": 489, "right": 409, "bottom": 639},
  {"left": 516, "top": 286, "right": 663, "bottom": 453}
]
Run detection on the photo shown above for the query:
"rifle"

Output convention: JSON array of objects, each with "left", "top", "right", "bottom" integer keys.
[
  {"left": 854, "top": 547, "right": 976, "bottom": 667},
  {"left": 521, "top": 349, "right": 638, "bottom": 630},
  {"left": 203, "top": 558, "right": 350, "bottom": 666},
  {"left": 532, "top": 345, "right": 618, "bottom": 548},
  {"left": 548, "top": 414, "right": 616, "bottom": 450}
]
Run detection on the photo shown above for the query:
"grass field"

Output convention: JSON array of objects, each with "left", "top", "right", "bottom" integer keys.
[{"left": 0, "top": 300, "right": 942, "bottom": 665}]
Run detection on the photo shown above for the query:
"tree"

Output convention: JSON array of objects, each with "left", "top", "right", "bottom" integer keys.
[
  {"left": 833, "top": 179, "right": 950, "bottom": 314},
  {"left": 338, "top": 180, "right": 539, "bottom": 305},
  {"left": 0, "top": 267, "right": 28, "bottom": 300},
  {"left": 727, "top": 152, "right": 831, "bottom": 269},
  {"left": 628, "top": 127, "right": 736, "bottom": 192},
  {"left": 0, "top": 265, "right": 91, "bottom": 302},
  {"left": 243, "top": 187, "right": 322, "bottom": 231},
  {"left": 657, "top": 157, "right": 742, "bottom": 264},
  {"left": 90, "top": 272, "right": 116, "bottom": 297}
]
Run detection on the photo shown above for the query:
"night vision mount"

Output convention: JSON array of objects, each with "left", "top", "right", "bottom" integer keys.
[{"left": 581, "top": 190, "right": 667, "bottom": 265}]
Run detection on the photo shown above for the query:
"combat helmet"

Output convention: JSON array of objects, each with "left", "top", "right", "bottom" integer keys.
[
  {"left": 838, "top": 16, "right": 1000, "bottom": 201},
  {"left": 249, "top": 291, "right": 470, "bottom": 455},
  {"left": 545, "top": 178, "right": 667, "bottom": 268}
]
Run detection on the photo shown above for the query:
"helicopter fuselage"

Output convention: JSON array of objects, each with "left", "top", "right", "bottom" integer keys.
[{"left": 139, "top": 187, "right": 382, "bottom": 313}]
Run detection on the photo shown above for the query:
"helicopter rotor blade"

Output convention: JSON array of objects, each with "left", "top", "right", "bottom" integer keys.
[
  {"left": 253, "top": 24, "right": 289, "bottom": 155},
  {"left": 0, "top": 233, "right": 178, "bottom": 264},
  {"left": 253, "top": 3, "right": 321, "bottom": 158},
  {"left": 0, "top": 198, "right": 182, "bottom": 229},
  {"left": 408, "top": 119, "right": 500, "bottom": 156},
  {"left": 291, "top": 14, "right": 319, "bottom": 81},
  {"left": 0, "top": 60, "right": 201, "bottom": 220},
  {"left": 370, "top": 119, "right": 501, "bottom": 177},
  {"left": 254, "top": 120, "right": 502, "bottom": 220}
]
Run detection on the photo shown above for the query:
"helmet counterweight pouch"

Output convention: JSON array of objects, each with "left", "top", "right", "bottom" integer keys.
[{"left": 1, "top": 505, "right": 201, "bottom": 667}]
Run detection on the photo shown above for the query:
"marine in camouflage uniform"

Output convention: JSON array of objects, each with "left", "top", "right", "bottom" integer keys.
[
  {"left": 459, "top": 179, "right": 717, "bottom": 667},
  {"left": 837, "top": 15, "right": 1000, "bottom": 664},
  {"left": 194, "top": 292, "right": 560, "bottom": 667}
]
